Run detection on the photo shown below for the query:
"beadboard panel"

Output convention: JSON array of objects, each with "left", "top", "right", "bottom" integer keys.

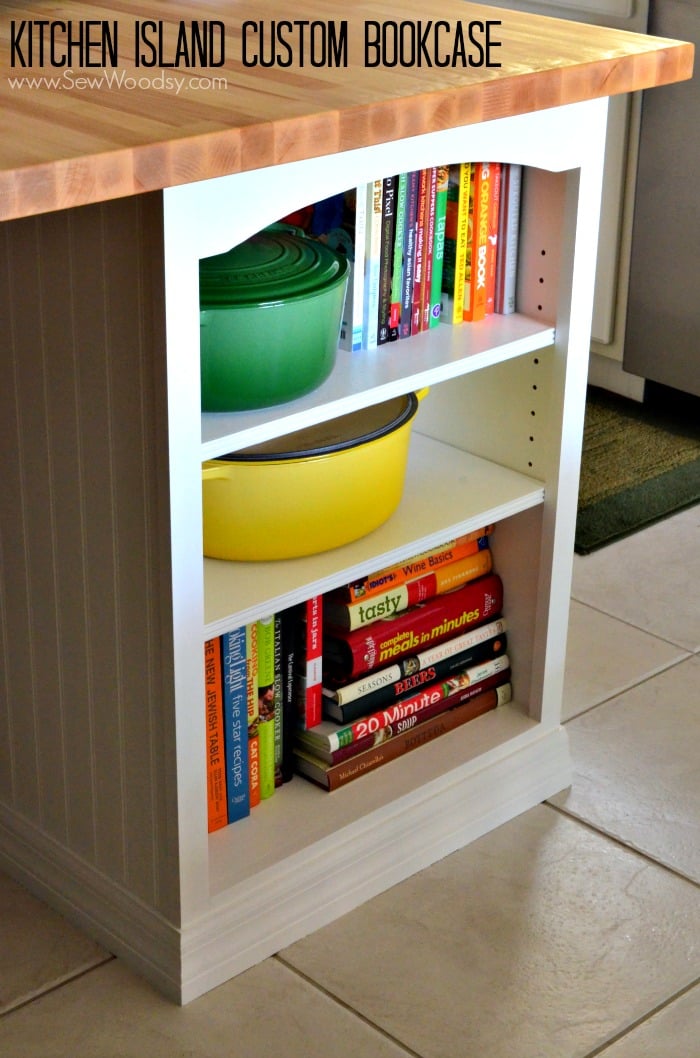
[{"left": 0, "top": 194, "right": 181, "bottom": 920}]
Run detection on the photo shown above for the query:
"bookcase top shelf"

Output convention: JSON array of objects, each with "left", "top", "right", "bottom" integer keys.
[{"left": 0, "top": 0, "right": 693, "bottom": 221}]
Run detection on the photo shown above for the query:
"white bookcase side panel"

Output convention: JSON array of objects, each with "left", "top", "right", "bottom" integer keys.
[{"left": 203, "top": 436, "right": 543, "bottom": 634}]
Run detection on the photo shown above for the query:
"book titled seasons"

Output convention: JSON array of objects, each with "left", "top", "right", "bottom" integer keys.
[{"left": 323, "top": 571, "right": 503, "bottom": 680}]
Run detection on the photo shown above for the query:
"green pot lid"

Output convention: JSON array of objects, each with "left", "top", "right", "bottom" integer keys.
[{"left": 199, "top": 225, "right": 348, "bottom": 308}]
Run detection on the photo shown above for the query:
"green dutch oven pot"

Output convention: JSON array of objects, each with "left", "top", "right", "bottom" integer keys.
[{"left": 199, "top": 225, "right": 349, "bottom": 411}]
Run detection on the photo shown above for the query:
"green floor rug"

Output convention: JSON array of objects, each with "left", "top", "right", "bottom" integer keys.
[{"left": 575, "top": 383, "right": 700, "bottom": 554}]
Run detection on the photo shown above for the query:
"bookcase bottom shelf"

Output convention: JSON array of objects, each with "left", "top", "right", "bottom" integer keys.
[{"left": 192, "top": 711, "right": 571, "bottom": 1002}]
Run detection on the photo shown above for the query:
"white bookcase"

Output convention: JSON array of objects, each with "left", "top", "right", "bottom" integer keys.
[{"left": 0, "top": 96, "right": 607, "bottom": 1003}]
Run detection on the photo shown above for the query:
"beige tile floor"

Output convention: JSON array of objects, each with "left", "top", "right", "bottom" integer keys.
[{"left": 1, "top": 505, "right": 698, "bottom": 1057}]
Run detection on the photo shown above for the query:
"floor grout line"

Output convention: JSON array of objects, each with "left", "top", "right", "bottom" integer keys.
[
  {"left": 579, "top": 976, "right": 700, "bottom": 1058},
  {"left": 545, "top": 801, "right": 700, "bottom": 891},
  {"left": 273, "top": 952, "right": 424, "bottom": 1058}
]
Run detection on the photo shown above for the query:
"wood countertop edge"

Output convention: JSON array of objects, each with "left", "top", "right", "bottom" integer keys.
[{"left": 0, "top": 40, "right": 693, "bottom": 223}]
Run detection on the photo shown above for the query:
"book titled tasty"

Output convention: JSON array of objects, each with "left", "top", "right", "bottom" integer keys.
[
  {"left": 323, "top": 571, "right": 503, "bottom": 680},
  {"left": 309, "top": 652, "right": 510, "bottom": 753},
  {"left": 204, "top": 637, "right": 228, "bottom": 833},
  {"left": 221, "top": 627, "right": 250, "bottom": 824},
  {"left": 336, "top": 526, "right": 494, "bottom": 604},
  {"left": 323, "top": 625, "right": 507, "bottom": 722},
  {"left": 294, "top": 682, "right": 512, "bottom": 790},
  {"left": 324, "top": 546, "right": 492, "bottom": 632}
]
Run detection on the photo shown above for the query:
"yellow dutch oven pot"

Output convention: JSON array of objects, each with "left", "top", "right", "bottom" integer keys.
[{"left": 202, "top": 390, "right": 427, "bottom": 561}]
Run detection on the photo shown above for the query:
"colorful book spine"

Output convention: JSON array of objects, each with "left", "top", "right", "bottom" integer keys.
[
  {"left": 308, "top": 671, "right": 511, "bottom": 764},
  {"left": 400, "top": 170, "right": 419, "bottom": 338},
  {"left": 464, "top": 161, "right": 492, "bottom": 322},
  {"left": 377, "top": 174, "right": 397, "bottom": 345},
  {"left": 429, "top": 164, "right": 449, "bottom": 328},
  {"left": 273, "top": 613, "right": 284, "bottom": 788},
  {"left": 324, "top": 547, "right": 493, "bottom": 631},
  {"left": 221, "top": 628, "right": 250, "bottom": 824},
  {"left": 485, "top": 161, "right": 502, "bottom": 316},
  {"left": 295, "top": 682, "right": 512, "bottom": 789},
  {"left": 323, "top": 572, "right": 504, "bottom": 681},
  {"left": 389, "top": 172, "right": 408, "bottom": 339},
  {"left": 324, "top": 630, "right": 507, "bottom": 723},
  {"left": 336, "top": 526, "right": 494, "bottom": 604},
  {"left": 421, "top": 166, "right": 438, "bottom": 331},
  {"left": 362, "top": 179, "right": 383, "bottom": 350},
  {"left": 280, "top": 606, "right": 297, "bottom": 784},
  {"left": 495, "top": 163, "right": 522, "bottom": 315},
  {"left": 411, "top": 167, "right": 429, "bottom": 335},
  {"left": 246, "top": 621, "right": 261, "bottom": 808},
  {"left": 295, "top": 595, "right": 323, "bottom": 729},
  {"left": 324, "top": 616, "right": 507, "bottom": 707},
  {"left": 441, "top": 162, "right": 471, "bottom": 325},
  {"left": 325, "top": 615, "right": 506, "bottom": 704},
  {"left": 256, "top": 616, "right": 276, "bottom": 800},
  {"left": 204, "top": 637, "right": 228, "bottom": 833},
  {"left": 314, "top": 654, "right": 510, "bottom": 751}
]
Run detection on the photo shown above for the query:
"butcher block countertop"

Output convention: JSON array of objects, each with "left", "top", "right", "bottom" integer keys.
[{"left": 0, "top": 0, "right": 693, "bottom": 221}]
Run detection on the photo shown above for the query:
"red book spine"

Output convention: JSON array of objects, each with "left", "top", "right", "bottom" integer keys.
[
  {"left": 328, "top": 668, "right": 510, "bottom": 763},
  {"left": 485, "top": 162, "right": 502, "bottom": 315},
  {"left": 324, "top": 572, "right": 503, "bottom": 680}
]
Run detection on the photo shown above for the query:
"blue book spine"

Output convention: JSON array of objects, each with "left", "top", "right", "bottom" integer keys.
[{"left": 222, "top": 628, "right": 251, "bottom": 823}]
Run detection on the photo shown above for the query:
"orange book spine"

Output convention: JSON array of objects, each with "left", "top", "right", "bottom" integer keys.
[
  {"left": 464, "top": 161, "right": 492, "bottom": 322},
  {"left": 204, "top": 637, "right": 227, "bottom": 833},
  {"left": 340, "top": 526, "right": 494, "bottom": 604}
]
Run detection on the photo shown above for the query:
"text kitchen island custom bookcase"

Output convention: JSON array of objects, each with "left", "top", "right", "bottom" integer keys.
[{"left": 0, "top": 1, "right": 693, "bottom": 1003}]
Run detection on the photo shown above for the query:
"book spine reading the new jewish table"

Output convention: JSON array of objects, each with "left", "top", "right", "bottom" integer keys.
[
  {"left": 294, "top": 682, "right": 512, "bottom": 790},
  {"left": 205, "top": 637, "right": 228, "bottom": 832},
  {"left": 323, "top": 572, "right": 504, "bottom": 681}
]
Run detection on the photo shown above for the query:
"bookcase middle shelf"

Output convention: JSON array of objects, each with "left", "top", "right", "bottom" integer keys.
[{"left": 203, "top": 435, "right": 545, "bottom": 636}]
